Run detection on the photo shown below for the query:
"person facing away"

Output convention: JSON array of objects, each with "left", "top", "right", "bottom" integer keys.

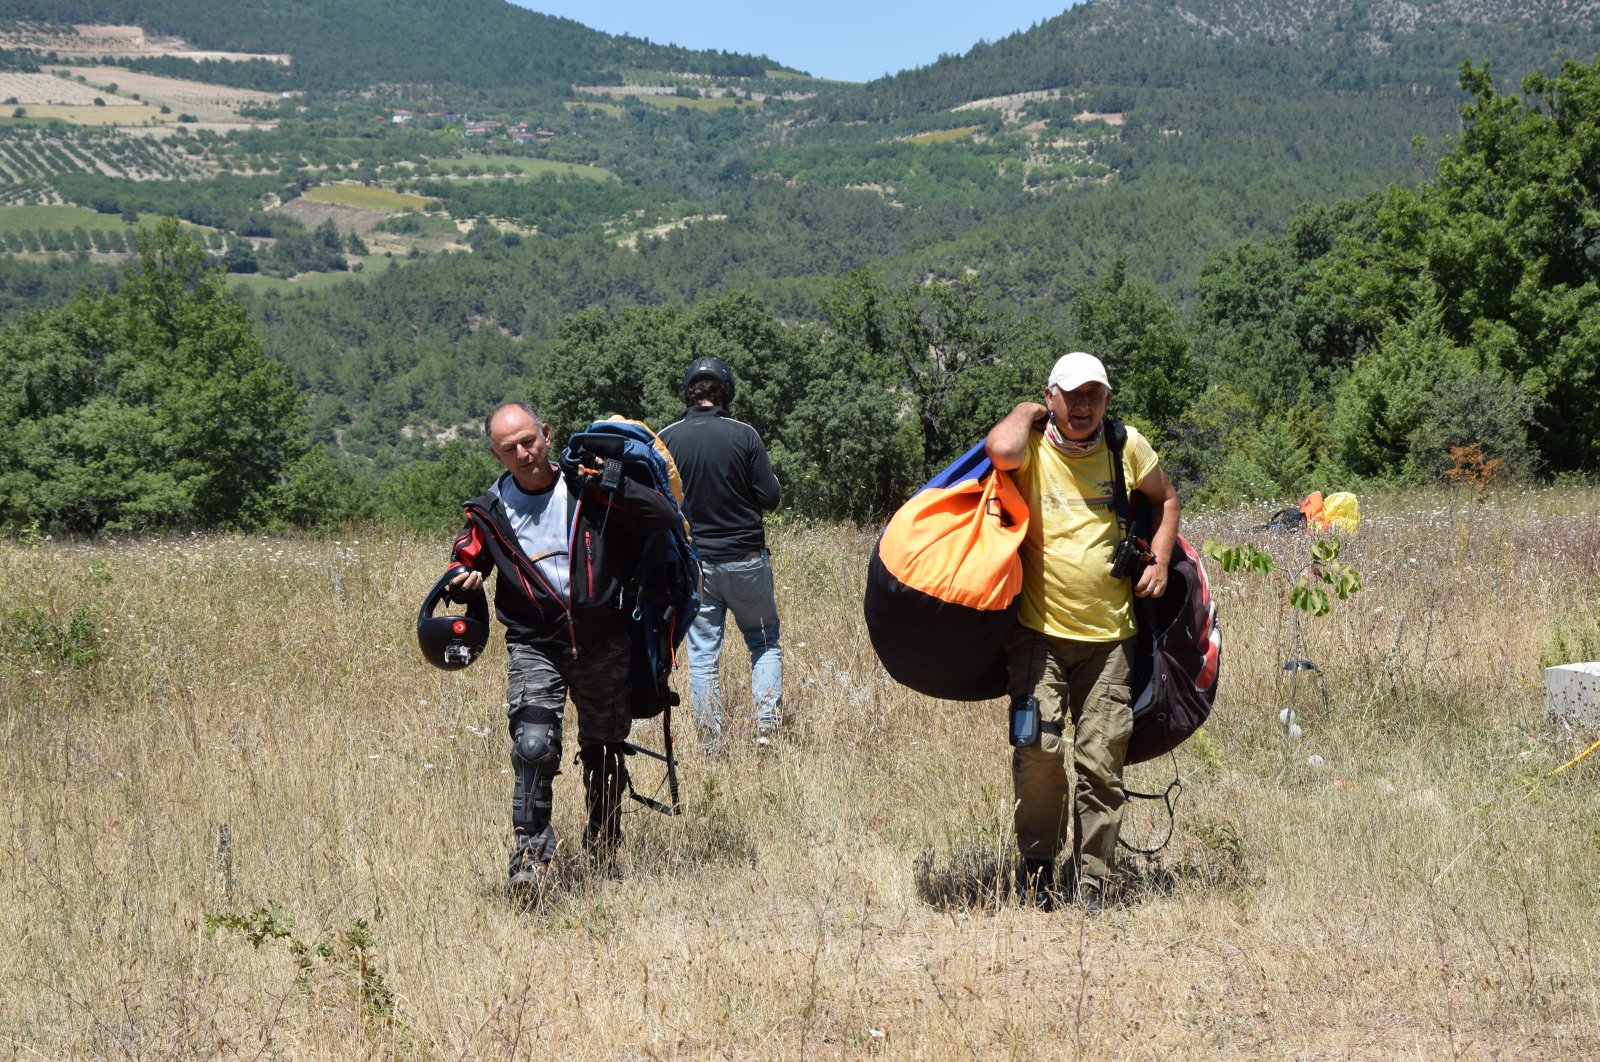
[
  {"left": 984, "top": 351, "right": 1181, "bottom": 911},
  {"left": 445, "top": 401, "right": 680, "bottom": 898},
  {"left": 658, "top": 356, "right": 784, "bottom": 752}
]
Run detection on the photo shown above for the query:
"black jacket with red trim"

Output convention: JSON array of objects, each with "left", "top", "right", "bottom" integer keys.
[{"left": 449, "top": 467, "right": 680, "bottom": 656}]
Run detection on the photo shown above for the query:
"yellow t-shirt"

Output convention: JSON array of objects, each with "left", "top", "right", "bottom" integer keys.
[{"left": 1012, "top": 424, "right": 1158, "bottom": 641}]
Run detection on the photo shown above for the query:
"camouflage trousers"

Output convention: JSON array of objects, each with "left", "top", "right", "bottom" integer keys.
[{"left": 505, "top": 633, "right": 633, "bottom": 864}]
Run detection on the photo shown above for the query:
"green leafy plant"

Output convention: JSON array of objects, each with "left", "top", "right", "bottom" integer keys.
[
  {"left": 1204, "top": 535, "right": 1361, "bottom": 617},
  {"left": 1205, "top": 532, "right": 1362, "bottom": 736},
  {"left": 3, "top": 603, "right": 102, "bottom": 668},
  {"left": 204, "top": 904, "right": 294, "bottom": 948},
  {"left": 1186, "top": 727, "right": 1221, "bottom": 771},
  {"left": 206, "top": 906, "right": 401, "bottom": 1030}
]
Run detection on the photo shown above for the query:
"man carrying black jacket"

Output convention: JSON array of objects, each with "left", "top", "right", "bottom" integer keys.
[
  {"left": 446, "top": 401, "right": 679, "bottom": 897},
  {"left": 659, "top": 358, "right": 784, "bottom": 752}
]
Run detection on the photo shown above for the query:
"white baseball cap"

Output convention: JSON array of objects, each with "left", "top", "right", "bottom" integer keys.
[{"left": 1048, "top": 351, "right": 1111, "bottom": 393}]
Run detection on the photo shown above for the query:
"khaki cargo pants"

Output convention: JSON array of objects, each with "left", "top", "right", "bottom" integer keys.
[{"left": 1006, "top": 626, "right": 1134, "bottom": 890}]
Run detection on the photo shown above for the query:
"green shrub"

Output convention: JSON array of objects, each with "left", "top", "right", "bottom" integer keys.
[{"left": 2, "top": 603, "right": 102, "bottom": 669}]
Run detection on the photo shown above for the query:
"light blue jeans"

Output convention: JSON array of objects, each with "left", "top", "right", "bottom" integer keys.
[{"left": 687, "top": 550, "right": 782, "bottom": 748}]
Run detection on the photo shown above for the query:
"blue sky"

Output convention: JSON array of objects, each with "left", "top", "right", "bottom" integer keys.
[{"left": 509, "top": 2, "right": 1082, "bottom": 83}]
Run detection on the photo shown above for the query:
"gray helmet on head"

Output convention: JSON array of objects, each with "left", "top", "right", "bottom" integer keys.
[{"left": 683, "top": 356, "right": 735, "bottom": 404}]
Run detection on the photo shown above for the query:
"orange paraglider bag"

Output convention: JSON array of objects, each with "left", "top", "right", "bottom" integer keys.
[{"left": 864, "top": 442, "right": 1029, "bottom": 701}]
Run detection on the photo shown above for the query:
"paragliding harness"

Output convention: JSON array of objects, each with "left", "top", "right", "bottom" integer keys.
[
  {"left": 559, "top": 418, "right": 701, "bottom": 816},
  {"left": 1105, "top": 418, "right": 1222, "bottom": 853},
  {"left": 1257, "top": 505, "right": 1308, "bottom": 533},
  {"left": 1253, "top": 491, "right": 1360, "bottom": 534}
]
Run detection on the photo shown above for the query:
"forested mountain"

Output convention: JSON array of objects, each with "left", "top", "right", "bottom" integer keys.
[
  {"left": 0, "top": 0, "right": 782, "bottom": 90},
  {"left": 848, "top": 0, "right": 1600, "bottom": 116},
  {"left": 2, "top": 0, "right": 1597, "bottom": 532}
]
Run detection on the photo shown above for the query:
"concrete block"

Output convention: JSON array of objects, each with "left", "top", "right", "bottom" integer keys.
[{"left": 1544, "top": 662, "right": 1600, "bottom": 728}]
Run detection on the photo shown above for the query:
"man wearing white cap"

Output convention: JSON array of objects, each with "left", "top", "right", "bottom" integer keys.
[{"left": 985, "top": 351, "right": 1181, "bottom": 911}]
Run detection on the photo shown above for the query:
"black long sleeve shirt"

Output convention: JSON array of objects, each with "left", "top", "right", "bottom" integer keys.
[{"left": 658, "top": 405, "right": 781, "bottom": 562}]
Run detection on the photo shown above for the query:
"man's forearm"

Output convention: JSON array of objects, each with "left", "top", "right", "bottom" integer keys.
[
  {"left": 1136, "top": 465, "right": 1180, "bottom": 565},
  {"left": 986, "top": 402, "right": 1045, "bottom": 471},
  {"left": 1150, "top": 496, "right": 1180, "bottom": 565}
]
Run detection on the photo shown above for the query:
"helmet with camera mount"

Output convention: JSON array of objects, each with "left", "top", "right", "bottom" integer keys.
[{"left": 417, "top": 564, "right": 490, "bottom": 670}]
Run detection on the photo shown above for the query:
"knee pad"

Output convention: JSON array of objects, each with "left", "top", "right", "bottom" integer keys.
[
  {"left": 511, "top": 724, "right": 561, "bottom": 774},
  {"left": 510, "top": 719, "right": 561, "bottom": 832}
]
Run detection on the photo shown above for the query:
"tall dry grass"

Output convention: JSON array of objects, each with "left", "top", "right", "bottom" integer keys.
[{"left": 3, "top": 487, "right": 1599, "bottom": 1058}]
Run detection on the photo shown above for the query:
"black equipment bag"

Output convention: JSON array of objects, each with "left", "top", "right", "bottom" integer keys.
[{"left": 1105, "top": 419, "right": 1222, "bottom": 764}]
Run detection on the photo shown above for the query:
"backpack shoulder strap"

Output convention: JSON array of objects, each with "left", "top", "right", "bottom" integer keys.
[{"left": 1104, "top": 416, "right": 1131, "bottom": 533}]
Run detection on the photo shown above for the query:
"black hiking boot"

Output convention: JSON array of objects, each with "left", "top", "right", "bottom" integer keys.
[
  {"left": 1018, "top": 857, "right": 1059, "bottom": 911},
  {"left": 581, "top": 745, "right": 627, "bottom": 869}
]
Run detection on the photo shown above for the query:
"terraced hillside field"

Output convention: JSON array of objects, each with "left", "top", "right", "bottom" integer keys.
[
  {"left": 0, "top": 22, "right": 290, "bottom": 64},
  {"left": 0, "top": 70, "right": 147, "bottom": 108},
  {"left": 0, "top": 127, "right": 207, "bottom": 203},
  {"left": 55, "top": 65, "right": 283, "bottom": 125}
]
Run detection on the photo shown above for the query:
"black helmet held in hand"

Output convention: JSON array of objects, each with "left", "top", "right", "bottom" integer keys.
[
  {"left": 417, "top": 564, "right": 490, "bottom": 670},
  {"left": 683, "top": 355, "right": 735, "bottom": 404}
]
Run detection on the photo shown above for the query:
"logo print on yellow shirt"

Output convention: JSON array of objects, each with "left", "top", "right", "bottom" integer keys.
[{"left": 1042, "top": 480, "right": 1115, "bottom": 511}]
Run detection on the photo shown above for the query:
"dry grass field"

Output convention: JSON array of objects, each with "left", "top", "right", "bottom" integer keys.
[
  {"left": 274, "top": 198, "right": 398, "bottom": 238},
  {"left": 902, "top": 127, "right": 983, "bottom": 146},
  {"left": 54, "top": 66, "right": 281, "bottom": 125},
  {"left": 0, "top": 24, "right": 289, "bottom": 65},
  {"left": 0, "top": 67, "right": 276, "bottom": 131},
  {"left": 4, "top": 104, "right": 166, "bottom": 127},
  {"left": 302, "top": 185, "right": 435, "bottom": 212},
  {"left": 3, "top": 489, "right": 1599, "bottom": 1058},
  {"left": 0, "top": 72, "right": 145, "bottom": 107}
]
